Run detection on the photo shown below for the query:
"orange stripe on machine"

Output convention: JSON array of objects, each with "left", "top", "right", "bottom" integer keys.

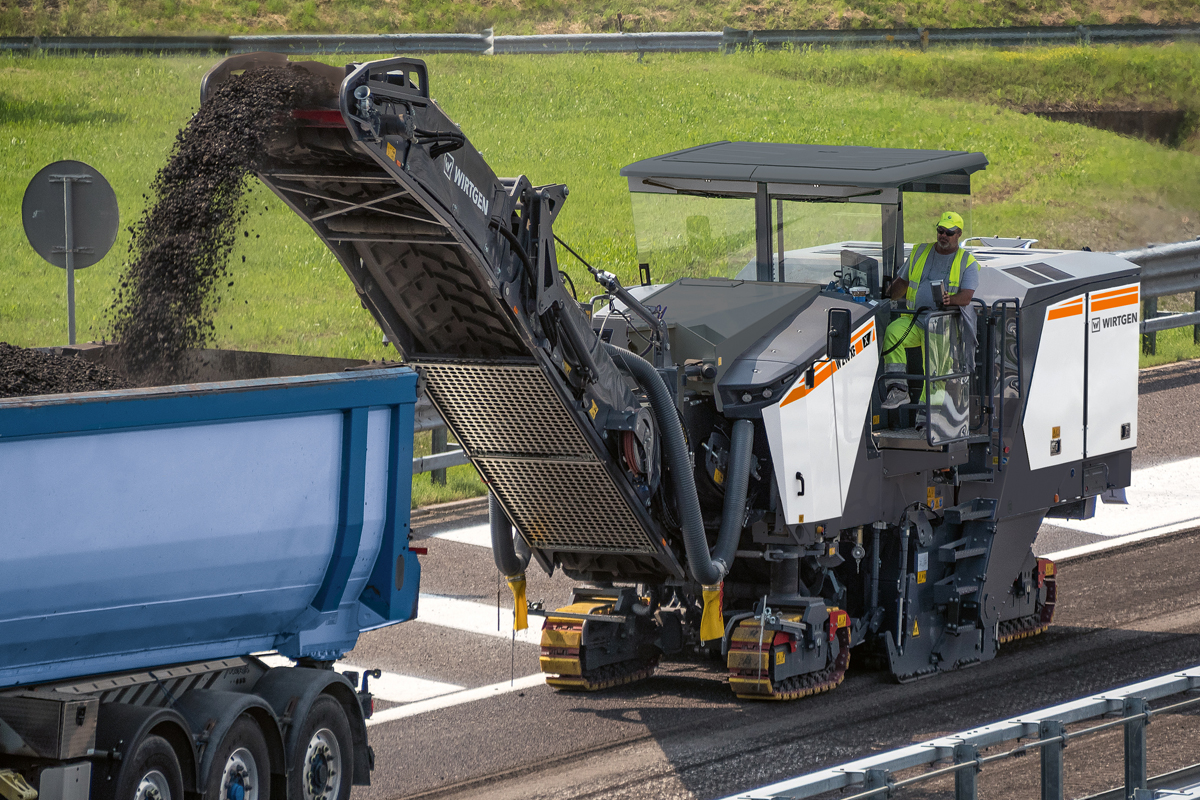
[
  {"left": 1047, "top": 298, "right": 1084, "bottom": 320},
  {"left": 1090, "top": 285, "right": 1140, "bottom": 302},
  {"left": 1090, "top": 285, "right": 1140, "bottom": 312},
  {"left": 780, "top": 317, "right": 876, "bottom": 407}
]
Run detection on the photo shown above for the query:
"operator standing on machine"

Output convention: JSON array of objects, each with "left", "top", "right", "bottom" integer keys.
[{"left": 880, "top": 211, "right": 980, "bottom": 411}]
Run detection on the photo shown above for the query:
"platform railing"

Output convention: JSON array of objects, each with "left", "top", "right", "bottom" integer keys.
[{"left": 720, "top": 666, "right": 1200, "bottom": 800}]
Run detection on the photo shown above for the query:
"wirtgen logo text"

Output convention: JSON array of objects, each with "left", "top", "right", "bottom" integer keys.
[{"left": 442, "top": 154, "right": 489, "bottom": 215}]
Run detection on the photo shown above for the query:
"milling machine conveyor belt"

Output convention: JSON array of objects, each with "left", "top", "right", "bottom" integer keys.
[{"left": 219, "top": 54, "right": 663, "bottom": 560}]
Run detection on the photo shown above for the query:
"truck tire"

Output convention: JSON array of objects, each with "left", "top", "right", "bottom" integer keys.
[
  {"left": 287, "top": 696, "right": 352, "bottom": 800},
  {"left": 116, "top": 735, "right": 185, "bottom": 800},
  {"left": 203, "top": 715, "right": 271, "bottom": 800}
]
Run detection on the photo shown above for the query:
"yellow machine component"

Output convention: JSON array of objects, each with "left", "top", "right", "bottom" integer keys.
[
  {"left": 700, "top": 584, "right": 724, "bottom": 641},
  {"left": 507, "top": 575, "right": 528, "bottom": 631},
  {"left": 727, "top": 612, "right": 852, "bottom": 701},
  {"left": 539, "top": 598, "right": 659, "bottom": 691},
  {"left": 0, "top": 770, "right": 37, "bottom": 800}
]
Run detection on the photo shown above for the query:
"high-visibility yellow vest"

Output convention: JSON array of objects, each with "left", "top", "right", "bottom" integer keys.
[{"left": 905, "top": 244, "right": 978, "bottom": 309}]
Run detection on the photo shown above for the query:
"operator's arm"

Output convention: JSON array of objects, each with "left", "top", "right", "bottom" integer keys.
[
  {"left": 944, "top": 288, "right": 975, "bottom": 307},
  {"left": 888, "top": 278, "right": 909, "bottom": 301}
]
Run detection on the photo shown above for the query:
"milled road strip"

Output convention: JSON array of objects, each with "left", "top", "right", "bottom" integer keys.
[{"left": 259, "top": 455, "right": 1200, "bottom": 725}]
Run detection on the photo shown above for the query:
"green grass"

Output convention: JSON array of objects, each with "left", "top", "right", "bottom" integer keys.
[
  {"left": 410, "top": 431, "right": 488, "bottom": 508},
  {"left": 2, "top": 46, "right": 1199, "bottom": 504},
  {"left": 752, "top": 43, "right": 1200, "bottom": 113},
  {"left": 4, "top": 0, "right": 1200, "bottom": 36}
]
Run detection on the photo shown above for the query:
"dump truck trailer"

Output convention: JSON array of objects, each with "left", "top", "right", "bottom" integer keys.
[
  {"left": 0, "top": 348, "right": 419, "bottom": 800},
  {"left": 199, "top": 53, "right": 1140, "bottom": 698}
]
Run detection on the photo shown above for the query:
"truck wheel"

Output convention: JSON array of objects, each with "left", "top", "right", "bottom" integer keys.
[
  {"left": 289, "top": 696, "right": 352, "bottom": 800},
  {"left": 205, "top": 716, "right": 270, "bottom": 800},
  {"left": 118, "top": 735, "right": 184, "bottom": 800}
]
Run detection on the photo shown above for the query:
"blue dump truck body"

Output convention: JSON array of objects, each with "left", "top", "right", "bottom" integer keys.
[{"left": 0, "top": 350, "right": 420, "bottom": 800}]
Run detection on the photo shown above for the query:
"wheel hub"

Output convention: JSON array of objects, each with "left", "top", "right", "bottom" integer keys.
[
  {"left": 302, "top": 729, "right": 342, "bottom": 800},
  {"left": 135, "top": 770, "right": 171, "bottom": 800},
  {"left": 220, "top": 748, "right": 258, "bottom": 800}
]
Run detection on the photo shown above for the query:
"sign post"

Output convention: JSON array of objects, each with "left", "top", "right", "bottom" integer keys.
[{"left": 22, "top": 161, "right": 119, "bottom": 345}]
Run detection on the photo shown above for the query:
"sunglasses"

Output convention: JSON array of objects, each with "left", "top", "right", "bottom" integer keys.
[{"left": 937, "top": 227, "right": 961, "bottom": 236}]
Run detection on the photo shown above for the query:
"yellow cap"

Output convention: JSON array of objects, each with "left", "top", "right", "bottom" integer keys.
[{"left": 937, "top": 211, "right": 964, "bottom": 232}]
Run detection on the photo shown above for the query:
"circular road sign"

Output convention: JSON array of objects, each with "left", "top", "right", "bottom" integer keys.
[{"left": 22, "top": 160, "right": 120, "bottom": 270}]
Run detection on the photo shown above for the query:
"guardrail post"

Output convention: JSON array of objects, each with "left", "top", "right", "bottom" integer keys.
[
  {"left": 1040, "top": 720, "right": 1066, "bottom": 800},
  {"left": 1193, "top": 291, "right": 1199, "bottom": 344},
  {"left": 1142, "top": 297, "right": 1157, "bottom": 354},
  {"left": 430, "top": 426, "right": 448, "bottom": 485},
  {"left": 864, "top": 769, "right": 891, "bottom": 799},
  {"left": 1124, "top": 697, "right": 1149, "bottom": 799},
  {"left": 954, "top": 743, "right": 980, "bottom": 800}
]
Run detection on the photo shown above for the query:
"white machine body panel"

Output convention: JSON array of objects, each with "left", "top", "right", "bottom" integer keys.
[
  {"left": 765, "top": 318, "right": 877, "bottom": 524},
  {"left": 1024, "top": 294, "right": 1086, "bottom": 470},
  {"left": 1086, "top": 283, "right": 1140, "bottom": 456},
  {"left": 764, "top": 359, "right": 841, "bottom": 524},
  {"left": 832, "top": 318, "right": 879, "bottom": 497}
]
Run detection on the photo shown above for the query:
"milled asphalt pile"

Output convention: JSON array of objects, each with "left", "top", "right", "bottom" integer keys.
[
  {"left": 0, "top": 343, "right": 131, "bottom": 397},
  {"left": 107, "top": 65, "right": 329, "bottom": 384}
]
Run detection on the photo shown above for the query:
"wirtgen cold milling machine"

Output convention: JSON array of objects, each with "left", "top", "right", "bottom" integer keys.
[{"left": 204, "top": 54, "right": 1141, "bottom": 697}]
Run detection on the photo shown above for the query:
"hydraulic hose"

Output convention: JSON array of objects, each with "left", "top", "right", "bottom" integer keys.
[
  {"left": 490, "top": 492, "right": 530, "bottom": 578},
  {"left": 490, "top": 491, "right": 531, "bottom": 632},
  {"left": 710, "top": 418, "right": 755, "bottom": 575},
  {"left": 602, "top": 343, "right": 720, "bottom": 585}
]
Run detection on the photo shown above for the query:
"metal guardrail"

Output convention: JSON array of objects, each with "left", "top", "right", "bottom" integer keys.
[
  {"left": 724, "top": 23, "right": 1200, "bottom": 50},
  {"left": 722, "top": 665, "right": 1200, "bottom": 800},
  {"left": 1111, "top": 239, "right": 1200, "bottom": 350},
  {"left": 412, "top": 394, "right": 467, "bottom": 477},
  {"left": 2, "top": 23, "right": 1198, "bottom": 55},
  {"left": 1116, "top": 240, "right": 1200, "bottom": 299}
]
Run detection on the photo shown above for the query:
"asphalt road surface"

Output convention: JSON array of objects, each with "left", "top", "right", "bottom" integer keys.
[{"left": 341, "top": 359, "right": 1200, "bottom": 800}]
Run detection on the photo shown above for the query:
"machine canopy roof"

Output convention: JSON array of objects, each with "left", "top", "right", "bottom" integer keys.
[{"left": 621, "top": 142, "right": 989, "bottom": 196}]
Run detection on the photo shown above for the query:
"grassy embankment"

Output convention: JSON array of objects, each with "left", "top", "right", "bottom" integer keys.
[
  {"left": 2, "top": 45, "right": 1198, "bottom": 503},
  {"left": 4, "top": 0, "right": 1200, "bottom": 35}
]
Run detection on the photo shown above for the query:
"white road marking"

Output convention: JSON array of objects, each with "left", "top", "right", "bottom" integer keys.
[
  {"left": 254, "top": 654, "right": 463, "bottom": 705},
  {"left": 1046, "top": 519, "right": 1200, "bottom": 562},
  {"left": 359, "top": 670, "right": 463, "bottom": 704},
  {"left": 431, "top": 522, "right": 492, "bottom": 548},
  {"left": 365, "top": 672, "right": 547, "bottom": 726},
  {"left": 418, "top": 593, "right": 542, "bottom": 645},
  {"left": 1047, "top": 456, "right": 1200, "bottom": 539}
]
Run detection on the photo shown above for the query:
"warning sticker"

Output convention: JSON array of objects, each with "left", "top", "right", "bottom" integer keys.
[
  {"left": 912, "top": 619, "right": 920, "bottom": 637},
  {"left": 916, "top": 551, "right": 928, "bottom": 585},
  {"left": 775, "top": 650, "right": 785, "bottom": 665}
]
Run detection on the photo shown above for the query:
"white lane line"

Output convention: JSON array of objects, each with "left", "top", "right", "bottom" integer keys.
[
  {"left": 418, "top": 593, "right": 542, "bottom": 645},
  {"left": 1046, "top": 518, "right": 1200, "bottom": 562},
  {"left": 430, "top": 522, "right": 492, "bottom": 548},
  {"left": 360, "top": 670, "right": 463, "bottom": 704},
  {"left": 366, "top": 672, "right": 547, "bottom": 726},
  {"left": 255, "top": 654, "right": 464, "bottom": 705},
  {"left": 1048, "top": 456, "right": 1200, "bottom": 539}
]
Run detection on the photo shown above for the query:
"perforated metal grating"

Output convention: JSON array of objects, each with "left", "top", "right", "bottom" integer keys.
[
  {"left": 476, "top": 458, "right": 657, "bottom": 553},
  {"left": 418, "top": 362, "right": 595, "bottom": 459}
]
